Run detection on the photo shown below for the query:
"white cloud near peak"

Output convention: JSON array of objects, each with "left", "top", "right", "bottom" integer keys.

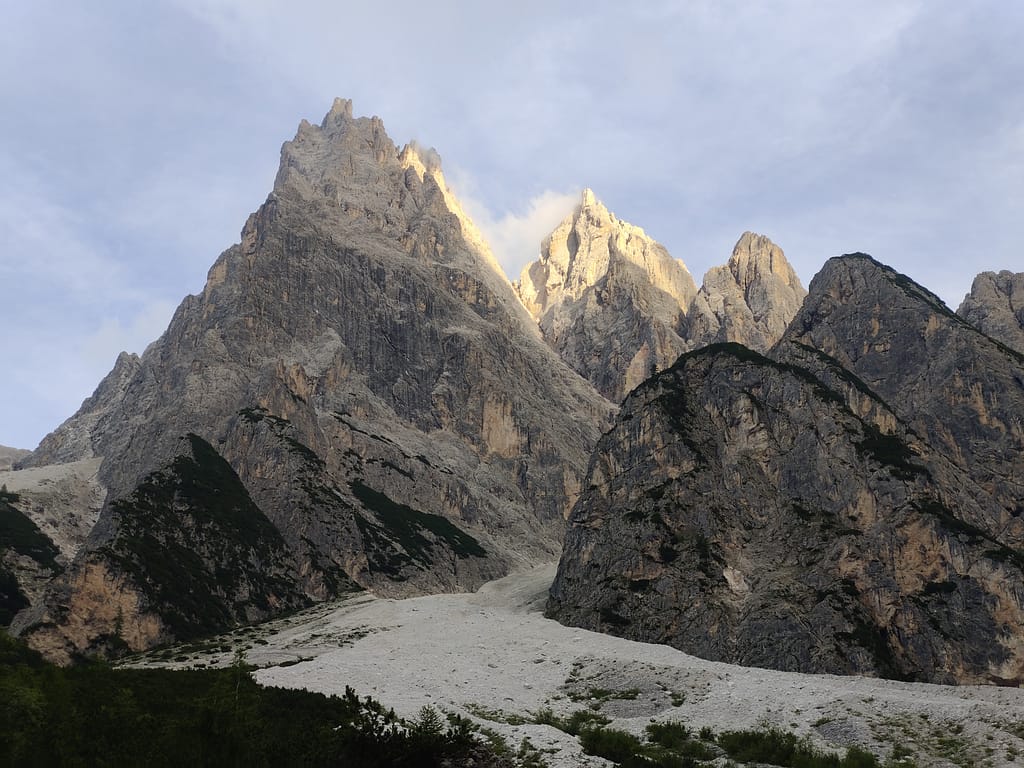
[{"left": 451, "top": 180, "right": 579, "bottom": 281}]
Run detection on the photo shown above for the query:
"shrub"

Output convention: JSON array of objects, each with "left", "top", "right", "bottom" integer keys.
[
  {"left": 717, "top": 725, "right": 881, "bottom": 767},
  {"left": 578, "top": 726, "right": 644, "bottom": 764},
  {"left": 646, "top": 720, "right": 691, "bottom": 748}
]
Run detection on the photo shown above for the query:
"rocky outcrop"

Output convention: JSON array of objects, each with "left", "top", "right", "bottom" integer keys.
[
  {"left": 0, "top": 458, "right": 103, "bottom": 563},
  {"left": 17, "top": 434, "right": 309, "bottom": 662},
  {"left": 515, "top": 190, "right": 698, "bottom": 402},
  {"left": 515, "top": 210, "right": 806, "bottom": 403},
  {"left": 687, "top": 232, "right": 807, "bottom": 351},
  {"left": 957, "top": 270, "right": 1024, "bottom": 354},
  {"left": 0, "top": 446, "right": 30, "bottom": 472},
  {"left": 778, "top": 255, "right": 1024, "bottom": 549},
  {"left": 24, "top": 352, "right": 141, "bottom": 467},
  {"left": 0, "top": 459, "right": 103, "bottom": 629},
  {"left": 17, "top": 99, "right": 612, "bottom": 660},
  {"left": 1, "top": 485, "right": 62, "bottom": 627},
  {"left": 549, "top": 256, "right": 1024, "bottom": 685}
]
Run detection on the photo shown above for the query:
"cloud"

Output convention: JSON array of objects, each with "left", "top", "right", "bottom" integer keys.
[
  {"left": 449, "top": 174, "right": 578, "bottom": 280},
  {"left": 4, "top": 0, "right": 1024, "bottom": 444}
]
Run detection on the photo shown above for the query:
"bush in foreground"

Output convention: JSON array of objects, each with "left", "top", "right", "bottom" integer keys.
[{"left": 0, "top": 632, "right": 506, "bottom": 767}]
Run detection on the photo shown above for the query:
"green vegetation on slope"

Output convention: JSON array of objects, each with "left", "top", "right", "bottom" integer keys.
[
  {"left": 0, "top": 632, "right": 502, "bottom": 767},
  {"left": 351, "top": 480, "right": 486, "bottom": 578},
  {"left": 100, "top": 434, "right": 305, "bottom": 640}
]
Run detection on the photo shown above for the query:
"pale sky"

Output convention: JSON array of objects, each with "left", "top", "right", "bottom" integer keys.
[{"left": 2, "top": 1, "right": 1022, "bottom": 450}]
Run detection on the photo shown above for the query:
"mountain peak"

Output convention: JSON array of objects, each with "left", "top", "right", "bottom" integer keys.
[
  {"left": 322, "top": 97, "right": 354, "bottom": 127},
  {"left": 807, "top": 253, "right": 953, "bottom": 318},
  {"left": 957, "top": 270, "right": 1024, "bottom": 353},
  {"left": 514, "top": 193, "right": 698, "bottom": 400},
  {"left": 519, "top": 191, "right": 695, "bottom": 316},
  {"left": 686, "top": 232, "right": 806, "bottom": 353},
  {"left": 730, "top": 231, "right": 796, "bottom": 282},
  {"left": 579, "top": 187, "right": 601, "bottom": 210}
]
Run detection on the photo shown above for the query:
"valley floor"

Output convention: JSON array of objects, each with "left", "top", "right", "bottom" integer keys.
[{"left": 127, "top": 564, "right": 1024, "bottom": 767}]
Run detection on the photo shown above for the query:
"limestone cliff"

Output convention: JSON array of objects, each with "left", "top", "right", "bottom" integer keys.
[
  {"left": 957, "top": 270, "right": 1024, "bottom": 354},
  {"left": 516, "top": 210, "right": 806, "bottom": 403},
  {"left": 1, "top": 485, "right": 62, "bottom": 628},
  {"left": 688, "top": 232, "right": 807, "bottom": 351},
  {"left": 549, "top": 255, "right": 1024, "bottom": 685},
  {"left": 514, "top": 190, "right": 698, "bottom": 402},
  {"left": 0, "top": 459, "right": 103, "bottom": 629},
  {"left": 778, "top": 255, "right": 1024, "bottom": 549},
  {"left": 17, "top": 99, "right": 612, "bottom": 661}
]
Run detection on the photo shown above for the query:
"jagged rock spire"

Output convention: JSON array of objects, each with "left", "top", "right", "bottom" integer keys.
[
  {"left": 513, "top": 190, "right": 698, "bottom": 401},
  {"left": 957, "top": 270, "right": 1024, "bottom": 354},
  {"left": 687, "top": 231, "right": 806, "bottom": 352}
]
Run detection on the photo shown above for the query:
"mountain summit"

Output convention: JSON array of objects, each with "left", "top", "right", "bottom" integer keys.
[
  {"left": 515, "top": 195, "right": 807, "bottom": 403},
  {"left": 514, "top": 190, "right": 698, "bottom": 401},
  {"left": 12, "top": 101, "right": 611, "bottom": 662},
  {"left": 957, "top": 270, "right": 1024, "bottom": 354},
  {"left": 688, "top": 231, "right": 807, "bottom": 352}
]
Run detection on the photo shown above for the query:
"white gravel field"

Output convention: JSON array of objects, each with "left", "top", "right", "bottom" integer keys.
[{"left": 129, "top": 564, "right": 1024, "bottom": 767}]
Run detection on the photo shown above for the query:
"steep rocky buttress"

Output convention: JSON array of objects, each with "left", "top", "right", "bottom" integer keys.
[
  {"left": 15, "top": 100, "right": 612, "bottom": 662},
  {"left": 957, "top": 270, "right": 1024, "bottom": 354},
  {"left": 549, "top": 255, "right": 1024, "bottom": 685}
]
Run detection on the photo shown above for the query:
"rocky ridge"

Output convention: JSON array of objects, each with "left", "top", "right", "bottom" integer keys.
[
  {"left": 549, "top": 255, "right": 1024, "bottom": 685},
  {"left": 957, "top": 269, "right": 1024, "bottom": 354},
  {"left": 15, "top": 99, "right": 612, "bottom": 661},
  {"left": 515, "top": 195, "right": 806, "bottom": 402},
  {"left": 514, "top": 190, "right": 698, "bottom": 402},
  {"left": 687, "top": 231, "right": 807, "bottom": 352}
]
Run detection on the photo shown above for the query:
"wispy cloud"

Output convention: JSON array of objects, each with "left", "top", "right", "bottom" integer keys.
[{"left": 449, "top": 172, "right": 578, "bottom": 280}]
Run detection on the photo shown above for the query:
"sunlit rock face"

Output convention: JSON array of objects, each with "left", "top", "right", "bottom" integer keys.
[
  {"left": 515, "top": 190, "right": 699, "bottom": 403},
  {"left": 550, "top": 255, "right": 1024, "bottom": 686},
  {"left": 15, "top": 99, "right": 612, "bottom": 661},
  {"left": 687, "top": 231, "right": 807, "bottom": 352},
  {"left": 516, "top": 198, "right": 806, "bottom": 403}
]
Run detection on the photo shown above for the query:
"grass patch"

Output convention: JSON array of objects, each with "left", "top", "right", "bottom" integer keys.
[
  {"left": 532, "top": 707, "right": 610, "bottom": 735},
  {"left": 855, "top": 424, "right": 926, "bottom": 480},
  {"left": 578, "top": 726, "right": 644, "bottom": 764},
  {"left": 718, "top": 725, "right": 881, "bottom": 767}
]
